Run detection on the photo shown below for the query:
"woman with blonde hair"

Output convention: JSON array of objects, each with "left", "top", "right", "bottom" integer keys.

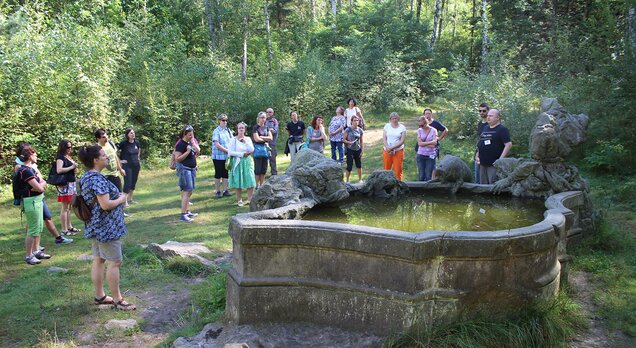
[
  {"left": 228, "top": 122, "right": 256, "bottom": 206},
  {"left": 382, "top": 112, "right": 407, "bottom": 180}
]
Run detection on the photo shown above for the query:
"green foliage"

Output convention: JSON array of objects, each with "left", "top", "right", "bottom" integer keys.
[
  {"left": 385, "top": 293, "right": 584, "bottom": 348},
  {"left": 442, "top": 62, "right": 540, "bottom": 157}
]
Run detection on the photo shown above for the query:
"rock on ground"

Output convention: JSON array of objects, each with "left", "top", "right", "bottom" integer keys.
[
  {"left": 146, "top": 241, "right": 214, "bottom": 267},
  {"left": 104, "top": 319, "right": 138, "bottom": 331},
  {"left": 173, "top": 322, "right": 382, "bottom": 348}
]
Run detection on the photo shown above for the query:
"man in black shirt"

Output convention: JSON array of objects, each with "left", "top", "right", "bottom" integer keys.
[{"left": 476, "top": 109, "right": 512, "bottom": 184}]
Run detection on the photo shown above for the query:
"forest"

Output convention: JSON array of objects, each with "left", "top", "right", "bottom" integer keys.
[{"left": 0, "top": 0, "right": 634, "bottom": 180}]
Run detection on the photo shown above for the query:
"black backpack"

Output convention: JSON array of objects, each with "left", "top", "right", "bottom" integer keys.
[{"left": 12, "top": 166, "right": 29, "bottom": 206}]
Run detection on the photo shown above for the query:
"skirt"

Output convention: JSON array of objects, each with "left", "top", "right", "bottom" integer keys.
[
  {"left": 229, "top": 157, "right": 256, "bottom": 189},
  {"left": 57, "top": 181, "right": 77, "bottom": 202}
]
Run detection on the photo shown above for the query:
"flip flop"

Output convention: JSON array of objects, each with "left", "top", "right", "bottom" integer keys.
[{"left": 94, "top": 295, "right": 114, "bottom": 305}]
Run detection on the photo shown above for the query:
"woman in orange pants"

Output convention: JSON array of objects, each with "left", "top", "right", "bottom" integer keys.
[{"left": 382, "top": 112, "right": 407, "bottom": 180}]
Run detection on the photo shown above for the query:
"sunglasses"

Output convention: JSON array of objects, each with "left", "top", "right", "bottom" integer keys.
[
  {"left": 185, "top": 125, "right": 194, "bottom": 131},
  {"left": 479, "top": 109, "right": 488, "bottom": 113}
]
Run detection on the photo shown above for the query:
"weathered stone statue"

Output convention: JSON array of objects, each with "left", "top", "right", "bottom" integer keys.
[
  {"left": 250, "top": 148, "right": 349, "bottom": 211},
  {"left": 493, "top": 98, "right": 590, "bottom": 198},
  {"left": 431, "top": 155, "right": 473, "bottom": 193},
  {"left": 356, "top": 170, "right": 409, "bottom": 198}
]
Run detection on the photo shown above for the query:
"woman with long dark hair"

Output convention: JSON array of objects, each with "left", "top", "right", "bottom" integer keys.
[
  {"left": 118, "top": 128, "right": 141, "bottom": 205},
  {"left": 78, "top": 145, "right": 135, "bottom": 310},
  {"left": 307, "top": 115, "right": 327, "bottom": 155},
  {"left": 174, "top": 125, "right": 200, "bottom": 222},
  {"left": 55, "top": 139, "right": 80, "bottom": 235}
]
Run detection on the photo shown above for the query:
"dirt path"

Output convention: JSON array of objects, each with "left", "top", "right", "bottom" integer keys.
[{"left": 568, "top": 271, "right": 635, "bottom": 348}]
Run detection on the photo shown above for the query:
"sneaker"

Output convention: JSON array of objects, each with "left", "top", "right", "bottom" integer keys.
[
  {"left": 180, "top": 214, "right": 193, "bottom": 223},
  {"left": 38, "top": 245, "right": 46, "bottom": 252},
  {"left": 123, "top": 212, "right": 130, "bottom": 217},
  {"left": 215, "top": 191, "right": 222, "bottom": 198},
  {"left": 237, "top": 200, "right": 244, "bottom": 207},
  {"left": 25, "top": 255, "right": 41, "bottom": 265},
  {"left": 55, "top": 236, "right": 74, "bottom": 244},
  {"left": 34, "top": 251, "right": 52, "bottom": 260},
  {"left": 223, "top": 190, "right": 232, "bottom": 197},
  {"left": 186, "top": 210, "right": 198, "bottom": 218}
]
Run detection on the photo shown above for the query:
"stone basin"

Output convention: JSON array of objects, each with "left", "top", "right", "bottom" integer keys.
[{"left": 226, "top": 184, "right": 588, "bottom": 336}]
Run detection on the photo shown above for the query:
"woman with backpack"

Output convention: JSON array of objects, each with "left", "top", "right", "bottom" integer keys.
[
  {"left": 16, "top": 144, "right": 52, "bottom": 265},
  {"left": 78, "top": 145, "right": 135, "bottom": 310},
  {"left": 55, "top": 139, "right": 81, "bottom": 236}
]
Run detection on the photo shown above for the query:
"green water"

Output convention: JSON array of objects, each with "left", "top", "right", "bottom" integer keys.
[{"left": 303, "top": 193, "right": 546, "bottom": 232}]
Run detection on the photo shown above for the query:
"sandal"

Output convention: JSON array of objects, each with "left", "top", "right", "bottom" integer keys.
[
  {"left": 62, "top": 230, "right": 76, "bottom": 236},
  {"left": 69, "top": 227, "right": 81, "bottom": 233},
  {"left": 94, "top": 295, "right": 114, "bottom": 305},
  {"left": 114, "top": 299, "right": 136, "bottom": 311}
]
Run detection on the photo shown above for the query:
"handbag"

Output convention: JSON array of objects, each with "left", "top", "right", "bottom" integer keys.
[
  {"left": 253, "top": 143, "right": 270, "bottom": 158},
  {"left": 225, "top": 157, "right": 234, "bottom": 171},
  {"left": 47, "top": 162, "right": 68, "bottom": 186}
]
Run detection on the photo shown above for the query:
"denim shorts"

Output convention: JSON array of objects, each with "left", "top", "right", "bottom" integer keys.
[{"left": 177, "top": 164, "right": 197, "bottom": 191}]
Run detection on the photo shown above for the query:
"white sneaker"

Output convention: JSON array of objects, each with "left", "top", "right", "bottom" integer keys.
[{"left": 237, "top": 200, "right": 244, "bottom": 207}]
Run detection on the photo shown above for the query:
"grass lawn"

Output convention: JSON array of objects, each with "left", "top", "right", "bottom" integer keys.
[
  {"left": 0, "top": 111, "right": 428, "bottom": 346},
  {"left": 1, "top": 109, "right": 633, "bottom": 347}
]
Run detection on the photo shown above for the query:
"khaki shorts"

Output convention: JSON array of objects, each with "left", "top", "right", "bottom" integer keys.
[{"left": 92, "top": 239, "right": 123, "bottom": 262}]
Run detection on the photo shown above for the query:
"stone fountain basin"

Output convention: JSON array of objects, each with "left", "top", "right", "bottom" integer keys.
[{"left": 226, "top": 188, "right": 586, "bottom": 336}]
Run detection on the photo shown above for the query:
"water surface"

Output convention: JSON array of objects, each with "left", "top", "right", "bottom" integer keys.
[{"left": 303, "top": 193, "right": 545, "bottom": 232}]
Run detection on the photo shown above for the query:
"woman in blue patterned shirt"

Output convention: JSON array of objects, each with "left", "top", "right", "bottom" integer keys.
[{"left": 78, "top": 145, "right": 135, "bottom": 310}]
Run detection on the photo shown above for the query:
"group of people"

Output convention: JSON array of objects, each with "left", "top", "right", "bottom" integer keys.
[
  {"left": 172, "top": 99, "right": 512, "bottom": 218},
  {"left": 383, "top": 104, "right": 512, "bottom": 184},
  {"left": 13, "top": 128, "right": 141, "bottom": 310},
  {"left": 173, "top": 99, "right": 368, "bottom": 215}
]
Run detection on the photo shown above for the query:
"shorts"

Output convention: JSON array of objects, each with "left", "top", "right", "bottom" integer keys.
[
  {"left": 213, "top": 159, "right": 229, "bottom": 179},
  {"left": 92, "top": 239, "right": 123, "bottom": 261},
  {"left": 23, "top": 195, "right": 44, "bottom": 237},
  {"left": 254, "top": 157, "right": 268, "bottom": 175},
  {"left": 177, "top": 165, "right": 197, "bottom": 191}
]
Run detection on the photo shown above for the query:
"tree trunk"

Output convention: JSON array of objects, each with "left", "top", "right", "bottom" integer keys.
[
  {"left": 430, "top": 0, "right": 440, "bottom": 49},
  {"left": 349, "top": 0, "right": 354, "bottom": 14},
  {"left": 629, "top": 7, "right": 636, "bottom": 60},
  {"left": 330, "top": 0, "right": 337, "bottom": 28},
  {"left": 311, "top": 0, "right": 316, "bottom": 20},
  {"left": 242, "top": 15, "right": 249, "bottom": 81},
  {"left": 264, "top": 0, "right": 272, "bottom": 70},
  {"left": 416, "top": 0, "right": 422, "bottom": 22},
  {"left": 470, "top": 0, "right": 475, "bottom": 67},
  {"left": 480, "top": 0, "right": 488, "bottom": 74},
  {"left": 204, "top": 0, "right": 217, "bottom": 52},
  {"left": 437, "top": 0, "right": 445, "bottom": 41}
]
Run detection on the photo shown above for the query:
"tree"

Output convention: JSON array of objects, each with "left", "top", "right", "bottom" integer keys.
[
  {"left": 480, "top": 0, "right": 488, "bottom": 74},
  {"left": 264, "top": 0, "right": 272, "bottom": 69},
  {"left": 430, "top": 0, "right": 440, "bottom": 49},
  {"left": 204, "top": 0, "right": 217, "bottom": 51}
]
